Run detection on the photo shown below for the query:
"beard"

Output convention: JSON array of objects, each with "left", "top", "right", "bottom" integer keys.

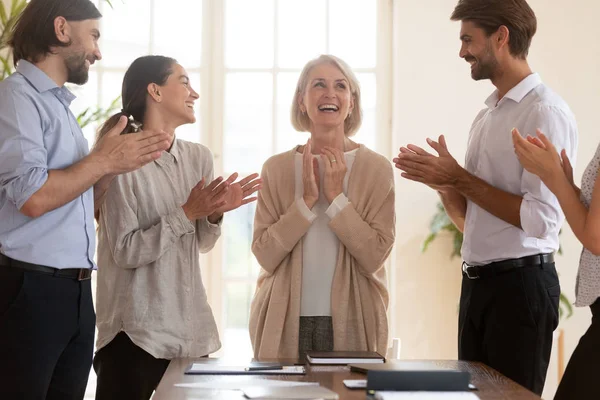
[
  {"left": 467, "top": 42, "right": 499, "bottom": 81},
  {"left": 64, "top": 51, "right": 90, "bottom": 85}
]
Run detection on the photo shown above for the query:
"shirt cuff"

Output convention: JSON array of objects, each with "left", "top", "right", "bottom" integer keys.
[
  {"left": 296, "top": 198, "right": 317, "bottom": 223},
  {"left": 326, "top": 193, "right": 349, "bottom": 219},
  {"left": 170, "top": 207, "right": 196, "bottom": 237},
  {"left": 206, "top": 214, "right": 223, "bottom": 228}
]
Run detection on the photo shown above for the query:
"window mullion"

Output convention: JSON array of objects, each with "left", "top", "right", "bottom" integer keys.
[{"left": 204, "top": 0, "right": 227, "bottom": 354}]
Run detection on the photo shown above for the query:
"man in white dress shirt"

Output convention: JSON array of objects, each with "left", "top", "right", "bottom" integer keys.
[{"left": 393, "top": 0, "right": 578, "bottom": 395}]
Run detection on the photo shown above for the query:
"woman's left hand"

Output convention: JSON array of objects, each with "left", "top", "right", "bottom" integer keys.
[
  {"left": 512, "top": 128, "right": 564, "bottom": 187},
  {"left": 321, "top": 147, "right": 347, "bottom": 203}
]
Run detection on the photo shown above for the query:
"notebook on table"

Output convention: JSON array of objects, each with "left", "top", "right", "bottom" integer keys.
[
  {"left": 366, "top": 370, "right": 471, "bottom": 392},
  {"left": 373, "top": 392, "right": 479, "bottom": 399},
  {"left": 349, "top": 360, "right": 438, "bottom": 374},
  {"left": 306, "top": 351, "right": 385, "bottom": 365}
]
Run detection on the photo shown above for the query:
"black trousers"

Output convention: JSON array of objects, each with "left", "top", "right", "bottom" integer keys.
[
  {"left": 94, "top": 331, "right": 171, "bottom": 400},
  {"left": 458, "top": 261, "right": 560, "bottom": 395},
  {"left": 554, "top": 298, "right": 600, "bottom": 400},
  {"left": 0, "top": 266, "right": 95, "bottom": 400}
]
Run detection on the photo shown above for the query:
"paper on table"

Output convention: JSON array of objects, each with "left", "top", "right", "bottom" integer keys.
[
  {"left": 174, "top": 380, "right": 319, "bottom": 390},
  {"left": 374, "top": 392, "right": 480, "bottom": 399},
  {"left": 186, "top": 364, "right": 305, "bottom": 375}
]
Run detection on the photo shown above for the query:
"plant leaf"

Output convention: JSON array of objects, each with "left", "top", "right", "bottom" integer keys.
[
  {"left": 421, "top": 233, "right": 437, "bottom": 253},
  {"left": 0, "top": 1, "right": 7, "bottom": 28},
  {"left": 430, "top": 206, "right": 451, "bottom": 233},
  {"left": 559, "top": 292, "right": 574, "bottom": 321},
  {"left": 12, "top": 0, "right": 27, "bottom": 18},
  {"left": 452, "top": 231, "right": 463, "bottom": 259},
  {"left": 0, "top": 55, "right": 11, "bottom": 80}
]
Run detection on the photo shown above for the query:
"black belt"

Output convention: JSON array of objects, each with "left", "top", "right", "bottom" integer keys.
[
  {"left": 462, "top": 253, "right": 554, "bottom": 280},
  {"left": 0, "top": 254, "right": 92, "bottom": 281}
]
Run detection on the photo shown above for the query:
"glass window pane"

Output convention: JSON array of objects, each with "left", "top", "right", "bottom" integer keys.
[
  {"left": 354, "top": 109, "right": 376, "bottom": 151},
  {"left": 176, "top": 73, "right": 202, "bottom": 143},
  {"left": 224, "top": 282, "right": 254, "bottom": 328},
  {"left": 223, "top": 202, "right": 256, "bottom": 278},
  {"left": 100, "top": 72, "right": 124, "bottom": 111},
  {"left": 224, "top": 73, "right": 272, "bottom": 173},
  {"left": 225, "top": 0, "right": 274, "bottom": 68},
  {"left": 100, "top": 0, "right": 151, "bottom": 68},
  {"left": 329, "top": 0, "right": 376, "bottom": 68},
  {"left": 222, "top": 327, "right": 254, "bottom": 359},
  {"left": 154, "top": 0, "right": 203, "bottom": 66},
  {"left": 276, "top": 72, "right": 309, "bottom": 153},
  {"left": 277, "top": 0, "right": 326, "bottom": 68},
  {"left": 353, "top": 73, "right": 376, "bottom": 150}
]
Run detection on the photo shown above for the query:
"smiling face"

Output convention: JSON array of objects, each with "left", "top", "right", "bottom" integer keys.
[
  {"left": 299, "top": 62, "right": 354, "bottom": 131},
  {"left": 153, "top": 63, "right": 199, "bottom": 127},
  {"left": 58, "top": 18, "right": 102, "bottom": 85},
  {"left": 458, "top": 20, "right": 500, "bottom": 81}
]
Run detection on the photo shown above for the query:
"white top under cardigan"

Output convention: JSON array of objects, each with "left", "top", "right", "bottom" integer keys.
[{"left": 294, "top": 148, "right": 358, "bottom": 316}]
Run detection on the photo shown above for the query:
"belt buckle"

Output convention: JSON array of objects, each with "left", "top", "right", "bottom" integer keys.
[
  {"left": 462, "top": 262, "right": 479, "bottom": 280},
  {"left": 78, "top": 269, "right": 91, "bottom": 281}
]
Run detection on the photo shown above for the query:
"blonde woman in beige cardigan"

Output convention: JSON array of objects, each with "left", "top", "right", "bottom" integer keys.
[{"left": 249, "top": 55, "right": 396, "bottom": 360}]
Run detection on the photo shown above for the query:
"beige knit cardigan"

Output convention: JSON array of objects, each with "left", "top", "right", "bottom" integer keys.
[{"left": 249, "top": 144, "right": 396, "bottom": 359}]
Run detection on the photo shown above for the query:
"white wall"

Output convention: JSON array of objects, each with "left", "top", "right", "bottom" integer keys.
[{"left": 390, "top": 0, "right": 599, "bottom": 398}]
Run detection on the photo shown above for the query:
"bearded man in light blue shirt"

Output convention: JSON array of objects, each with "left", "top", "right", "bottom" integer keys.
[{"left": 0, "top": 0, "right": 171, "bottom": 398}]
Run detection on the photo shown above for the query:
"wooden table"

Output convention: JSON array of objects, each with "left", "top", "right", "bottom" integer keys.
[{"left": 163, "top": 360, "right": 540, "bottom": 400}]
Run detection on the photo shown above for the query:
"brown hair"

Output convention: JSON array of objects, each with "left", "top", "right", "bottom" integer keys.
[
  {"left": 450, "top": 0, "right": 537, "bottom": 59},
  {"left": 9, "top": 0, "right": 102, "bottom": 67},
  {"left": 95, "top": 55, "right": 177, "bottom": 142}
]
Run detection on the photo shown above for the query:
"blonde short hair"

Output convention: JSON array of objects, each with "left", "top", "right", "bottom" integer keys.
[{"left": 291, "top": 55, "right": 362, "bottom": 137}]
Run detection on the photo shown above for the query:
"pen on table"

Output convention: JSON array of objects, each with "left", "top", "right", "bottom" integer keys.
[{"left": 244, "top": 365, "right": 284, "bottom": 371}]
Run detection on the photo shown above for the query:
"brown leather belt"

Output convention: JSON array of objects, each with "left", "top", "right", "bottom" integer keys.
[{"left": 0, "top": 254, "right": 92, "bottom": 281}]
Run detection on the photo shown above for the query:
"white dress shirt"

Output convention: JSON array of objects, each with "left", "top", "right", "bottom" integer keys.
[
  {"left": 462, "top": 73, "right": 578, "bottom": 266},
  {"left": 294, "top": 148, "right": 357, "bottom": 316}
]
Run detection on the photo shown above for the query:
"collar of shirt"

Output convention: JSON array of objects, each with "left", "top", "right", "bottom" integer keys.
[
  {"left": 16, "top": 60, "right": 77, "bottom": 107},
  {"left": 484, "top": 72, "right": 543, "bottom": 109},
  {"left": 155, "top": 137, "right": 180, "bottom": 166}
]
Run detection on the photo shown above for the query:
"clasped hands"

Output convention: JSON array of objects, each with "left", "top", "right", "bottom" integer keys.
[
  {"left": 393, "top": 135, "right": 464, "bottom": 192},
  {"left": 182, "top": 172, "right": 262, "bottom": 223},
  {"left": 302, "top": 139, "right": 347, "bottom": 209}
]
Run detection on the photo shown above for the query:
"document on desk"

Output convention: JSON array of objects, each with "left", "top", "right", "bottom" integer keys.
[
  {"left": 174, "top": 380, "right": 319, "bottom": 390},
  {"left": 373, "top": 392, "right": 479, "bottom": 399},
  {"left": 242, "top": 385, "right": 339, "bottom": 399},
  {"left": 185, "top": 364, "right": 306, "bottom": 375}
]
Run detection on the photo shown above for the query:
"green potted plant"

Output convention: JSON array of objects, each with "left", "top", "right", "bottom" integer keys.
[{"left": 423, "top": 202, "right": 574, "bottom": 321}]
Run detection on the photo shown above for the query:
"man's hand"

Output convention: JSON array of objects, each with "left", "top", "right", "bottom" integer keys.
[
  {"left": 91, "top": 116, "right": 171, "bottom": 175},
  {"left": 393, "top": 135, "right": 464, "bottom": 189}
]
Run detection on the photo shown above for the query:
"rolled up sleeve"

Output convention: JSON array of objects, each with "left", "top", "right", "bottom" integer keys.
[
  {"left": 519, "top": 105, "right": 578, "bottom": 238},
  {"left": 0, "top": 89, "right": 48, "bottom": 210}
]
